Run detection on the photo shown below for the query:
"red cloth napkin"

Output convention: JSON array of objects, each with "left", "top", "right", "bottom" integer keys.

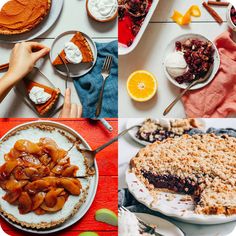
[{"left": 182, "top": 30, "right": 236, "bottom": 118}]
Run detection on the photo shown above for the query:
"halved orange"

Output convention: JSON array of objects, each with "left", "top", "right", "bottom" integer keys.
[{"left": 126, "top": 70, "right": 158, "bottom": 102}]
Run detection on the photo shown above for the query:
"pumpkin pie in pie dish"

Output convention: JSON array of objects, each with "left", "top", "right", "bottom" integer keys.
[
  {"left": 53, "top": 32, "right": 94, "bottom": 66},
  {"left": 0, "top": 0, "right": 51, "bottom": 35},
  {"left": 24, "top": 79, "right": 60, "bottom": 116},
  {"left": 0, "top": 123, "right": 92, "bottom": 229},
  {"left": 130, "top": 133, "right": 236, "bottom": 215}
]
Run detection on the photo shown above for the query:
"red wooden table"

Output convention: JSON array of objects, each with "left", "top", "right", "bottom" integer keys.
[{"left": 0, "top": 118, "right": 118, "bottom": 236}]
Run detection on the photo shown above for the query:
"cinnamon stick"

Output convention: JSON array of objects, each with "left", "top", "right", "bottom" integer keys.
[
  {"left": 208, "top": 1, "right": 229, "bottom": 6},
  {"left": 202, "top": 2, "right": 223, "bottom": 24},
  {"left": 0, "top": 63, "right": 9, "bottom": 71}
]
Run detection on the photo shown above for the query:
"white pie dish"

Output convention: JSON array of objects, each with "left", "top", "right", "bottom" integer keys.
[
  {"left": 126, "top": 166, "right": 236, "bottom": 225},
  {"left": 118, "top": 0, "right": 160, "bottom": 55},
  {"left": 0, "top": 120, "right": 98, "bottom": 234},
  {"left": 163, "top": 33, "right": 220, "bottom": 90}
]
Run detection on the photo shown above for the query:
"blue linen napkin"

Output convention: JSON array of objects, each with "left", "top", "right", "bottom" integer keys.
[{"left": 73, "top": 40, "right": 118, "bottom": 118}]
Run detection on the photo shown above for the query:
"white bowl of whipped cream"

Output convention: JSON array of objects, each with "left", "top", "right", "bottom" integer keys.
[{"left": 86, "top": 0, "right": 118, "bottom": 22}]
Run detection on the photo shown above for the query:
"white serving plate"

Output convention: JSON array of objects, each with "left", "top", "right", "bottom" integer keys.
[
  {"left": 50, "top": 30, "right": 97, "bottom": 78},
  {"left": 0, "top": 120, "right": 99, "bottom": 234},
  {"left": 126, "top": 171, "right": 236, "bottom": 225},
  {"left": 135, "top": 213, "right": 185, "bottom": 236},
  {"left": 126, "top": 118, "right": 205, "bottom": 146},
  {"left": 119, "top": 0, "right": 160, "bottom": 55},
  {"left": 0, "top": 0, "right": 64, "bottom": 44},
  {"left": 163, "top": 33, "right": 220, "bottom": 90}
]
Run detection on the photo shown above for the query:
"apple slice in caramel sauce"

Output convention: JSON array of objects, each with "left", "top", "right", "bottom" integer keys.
[{"left": 0, "top": 137, "right": 83, "bottom": 215}]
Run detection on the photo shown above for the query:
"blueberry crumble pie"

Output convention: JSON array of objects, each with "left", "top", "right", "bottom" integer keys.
[
  {"left": 136, "top": 118, "right": 201, "bottom": 143},
  {"left": 130, "top": 133, "right": 236, "bottom": 215}
]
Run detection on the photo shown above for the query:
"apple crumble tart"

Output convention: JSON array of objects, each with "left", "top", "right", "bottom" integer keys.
[
  {"left": 130, "top": 133, "right": 236, "bottom": 215},
  {"left": 136, "top": 118, "right": 201, "bottom": 143},
  {"left": 0, "top": 124, "right": 92, "bottom": 229}
]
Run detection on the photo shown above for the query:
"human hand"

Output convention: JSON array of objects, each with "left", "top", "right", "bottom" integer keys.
[
  {"left": 7, "top": 42, "right": 50, "bottom": 82},
  {"left": 59, "top": 88, "right": 83, "bottom": 118}
]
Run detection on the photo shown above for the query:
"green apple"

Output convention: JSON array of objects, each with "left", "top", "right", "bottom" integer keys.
[
  {"left": 95, "top": 208, "right": 118, "bottom": 226},
  {"left": 79, "top": 232, "right": 99, "bottom": 236}
]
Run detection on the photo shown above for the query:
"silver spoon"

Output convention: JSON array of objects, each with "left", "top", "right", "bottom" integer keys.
[
  {"left": 163, "top": 65, "right": 213, "bottom": 116},
  {"left": 79, "top": 125, "right": 141, "bottom": 168}
]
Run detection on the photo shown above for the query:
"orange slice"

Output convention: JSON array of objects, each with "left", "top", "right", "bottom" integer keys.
[{"left": 126, "top": 70, "right": 157, "bottom": 102}]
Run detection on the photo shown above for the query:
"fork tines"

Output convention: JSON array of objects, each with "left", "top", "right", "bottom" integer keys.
[{"left": 102, "top": 55, "right": 113, "bottom": 73}]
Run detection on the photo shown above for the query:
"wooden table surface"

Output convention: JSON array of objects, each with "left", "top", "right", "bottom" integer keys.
[
  {"left": 119, "top": 0, "right": 235, "bottom": 118},
  {"left": 0, "top": 118, "right": 118, "bottom": 236},
  {"left": 0, "top": 0, "right": 117, "bottom": 118}
]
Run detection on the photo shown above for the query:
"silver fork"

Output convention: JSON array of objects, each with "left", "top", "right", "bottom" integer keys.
[
  {"left": 78, "top": 125, "right": 140, "bottom": 168},
  {"left": 95, "top": 55, "right": 113, "bottom": 117}
]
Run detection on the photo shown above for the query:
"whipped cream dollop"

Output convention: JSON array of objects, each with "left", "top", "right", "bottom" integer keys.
[
  {"left": 29, "top": 86, "right": 51, "bottom": 105},
  {"left": 118, "top": 210, "right": 141, "bottom": 236},
  {"left": 64, "top": 42, "right": 83, "bottom": 64},
  {"left": 165, "top": 51, "right": 188, "bottom": 78},
  {"left": 88, "top": 0, "right": 118, "bottom": 21}
]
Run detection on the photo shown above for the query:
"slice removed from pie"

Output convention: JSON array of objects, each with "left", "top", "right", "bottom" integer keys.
[
  {"left": 24, "top": 80, "right": 60, "bottom": 116},
  {"left": 53, "top": 32, "right": 94, "bottom": 66}
]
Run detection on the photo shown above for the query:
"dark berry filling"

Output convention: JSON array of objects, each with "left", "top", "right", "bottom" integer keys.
[
  {"left": 174, "top": 39, "right": 215, "bottom": 84},
  {"left": 231, "top": 6, "right": 236, "bottom": 26},
  {"left": 141, "top": 170, "right": 199, "bottom": 196},
  {"left": 136, "top": 129, "right": 191, "bottom": 143},
  {"left": 118, "top": 0, "right": 153, "bottom": 47}
]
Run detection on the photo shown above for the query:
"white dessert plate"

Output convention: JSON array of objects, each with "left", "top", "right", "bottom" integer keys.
[
  {"left": 125, "top": 118, "right": 206, "bottom": 146},
  {"left": 0, "top": 0, "right": 64, "bottom": 44},
  {"left": 118, "top": 0, "right": 160, "bottom": 55},
  {"left": 14, "top": 67, "right": 64, "bottom": 118},
  {"left": 50, "top": 30, "right": 97, "bottom": 78},
  {"left": 135, "top": 213, "right": 185, "bottom": 236},
  {"left": 0, "top": 120, "right": 98, "bottom": 234},
  {"left": 126, "top": 169, "right": 236, "bottom": 225},
  {"left": 163, "top": 33, "right": 220, "bottom": 90}
]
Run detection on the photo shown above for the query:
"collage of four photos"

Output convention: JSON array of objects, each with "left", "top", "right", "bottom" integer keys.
[{"left": 0, "top": 0, "right": 236, "bottom": 236}]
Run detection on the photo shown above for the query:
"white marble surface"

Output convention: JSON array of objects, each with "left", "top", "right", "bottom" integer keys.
[
  {"left": 119, "top": 0, "right": 235, "bottom": 118},
  {"left": 0, "top": 0, "right": 117, "bottom": 118},
  {"left": 119, "top": 118, "right": 236, "bottom": 236}
]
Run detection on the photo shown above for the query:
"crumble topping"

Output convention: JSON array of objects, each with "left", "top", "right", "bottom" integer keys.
[
  {"left": 136, "top": 118, "right": 201, "bottom": 142},
  {"left": 130, "top": 134, "right": 236, "bottom": 215}
]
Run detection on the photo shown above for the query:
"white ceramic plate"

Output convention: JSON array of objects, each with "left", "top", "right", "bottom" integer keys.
[
  {"left": 135, "top": 213, "right": 185, "bottom": 236},
  {"left": 0, "top": 120, "right": 98, "bottom": 234},
  {"left": 50, "top": 30, "right": 97, "bottom": 78},
  {"left": 118, "top": 0, "right": 160, "bottom": 55},
  {"left": 126, "top": 118, "right": 206, "bottom": 146},
  {"left": 0, "top": 0, "right": 64, "bottom": 44},
  {"left": 126, "top": 169, "right": 236, "bottom": 225},
  {"left": 163, "top": 33, "right": 220, "bottom": 90}
]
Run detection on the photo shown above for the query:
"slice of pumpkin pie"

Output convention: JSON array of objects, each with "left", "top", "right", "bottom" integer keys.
[{"left": 53, "top": 32, "right": 94, "bottom": 66}]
